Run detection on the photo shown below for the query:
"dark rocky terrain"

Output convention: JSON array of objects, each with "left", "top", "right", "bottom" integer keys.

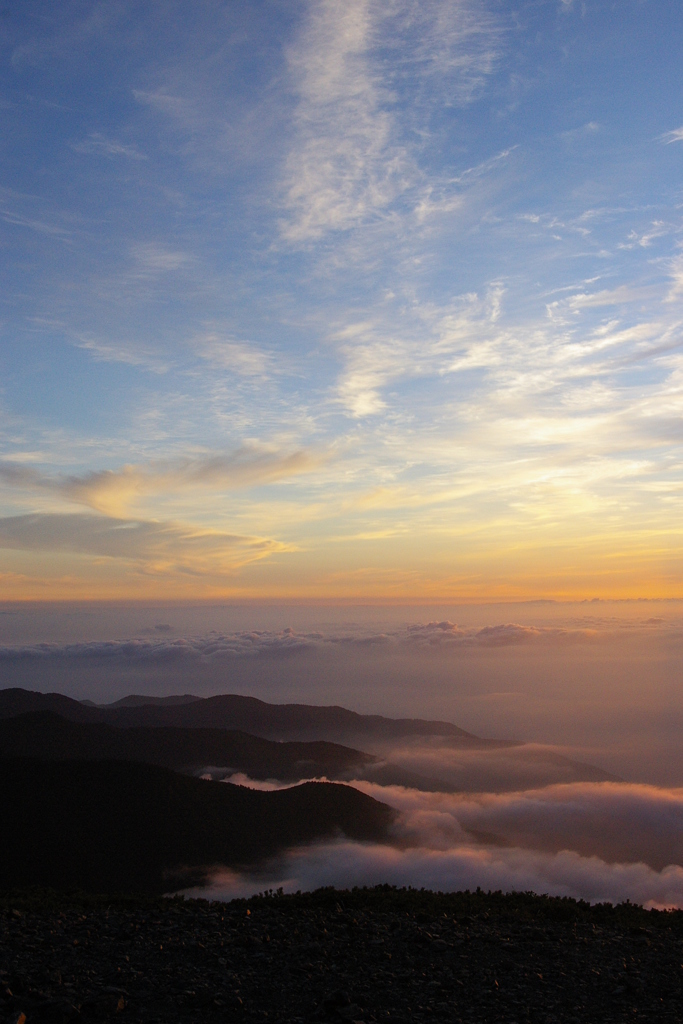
[
  {"left": 0, "top": 712, "right": 375, "bottom": 781},
  {"left": 1, "top": 887, "right": 682, "bottom": 1024},
  {"left": 0, "top": 760, "right": 394, "bottom": 893}
]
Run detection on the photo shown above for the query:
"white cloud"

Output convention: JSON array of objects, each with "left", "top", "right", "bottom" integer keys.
[
  {"left": 5, "top": 0, "right": 683, "bottom": 604},
  {"left": 191, "top": 779, "right": 683, "bottom": 907},
  {"left": 0, "top": 628, "right": 315, "bottom": 664},
  {"left": 358, "top": 742, "right": 614, "bottom": 794},
  {"left": 132, "top": 89, "right": 192, "bottom": 120},
  {"left": 620, "top": 221, "right": 668, "bottom": 250},
  {"left": 404, "top": 620, "right": 597, "bottom": 647},
  {"left": 330, "top": 287, "right": 503, "bottom": 417},
  {"left": 0, "top": 209, "right": 71, "bottom": 237},
  {"left": 0, "top": 618, "right": 625, "bottom": 665},
  {"left": 560, "top": 121, "right": 600, "bottom": 142},
  {"left": 0, "top": 446, "right": 321, "bottom": 516},
  {"left": 334, "top": 330, "right": 399, "bottom": 417},
  {"left": 661, "top": 126, "right": 683, "bottom": 144},
  {"left": 198, "top": 838, "right": 683, "bottom": 908},
  {"left": 563, "top": 285, "right": 651, "bottom": 310},
  {"left": 130, "top": 242, "right": 190, "bottom": 273},
  {"left": 197, "top": 335, "right": 270, "bottom": 377},
  {"left": 75, "top": 337, "right": 171, "bottom": 373},
  {"left": 0, "top": 512, "right": 286, "bottom": 577},
  {"left": 352, "top": 779, "right": 683, "bottom": 870},
  {"left": 666, "top": 253, "right": 683, "bottom": 303},
  {"left": 280, "top": 0, "right": 411, "bottom": 242},
  {"left": 279, "top": 0, "right": 499, "bottom": 242},
  {"left": 72, "top": 133, "right": 147, "bottom": 160}
]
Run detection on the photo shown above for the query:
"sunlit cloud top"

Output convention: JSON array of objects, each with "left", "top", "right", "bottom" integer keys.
[{"left": 1, "top": 0, "right": 683, "bottom": 600}]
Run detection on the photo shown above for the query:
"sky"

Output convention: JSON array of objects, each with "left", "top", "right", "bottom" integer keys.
[
  {"left": 0, "top": 0, "right": 682, "bottom": 602},
  {"left": 4, "top": 4, "right": 683, "bottom": 907}
]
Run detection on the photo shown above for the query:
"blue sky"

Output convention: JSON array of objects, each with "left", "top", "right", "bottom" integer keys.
[{"left": 1, "top": 0, "right": 683, "bottom": 600}]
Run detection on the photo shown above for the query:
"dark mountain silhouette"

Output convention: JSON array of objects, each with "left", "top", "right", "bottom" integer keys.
[
  {"left": 0, "top": 711, "right": 375, "bottom": 780},
  {"left": 0, "top": 758, "right": 394, "bottom": 893},
  {"left": 0, "top": 688, "right": 503, "bottom": 746},
  {"left": 0, "top": 687, "right": 103, "bottom": 723},
  {"left": 102, "top": 694, "right": 495, "bottom": 744}
]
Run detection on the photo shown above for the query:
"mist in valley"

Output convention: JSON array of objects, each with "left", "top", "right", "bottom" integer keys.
[{"left": 2, "top": 600, "right": 682, "bottom": 906}]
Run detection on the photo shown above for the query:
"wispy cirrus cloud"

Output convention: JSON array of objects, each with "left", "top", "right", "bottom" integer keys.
[
  {"left": 279, "top": 0, "right": 499, "bottom": 243},
  {"left": 619, "top": 221, "right": 669, "bottom": 250},
  {"left": 0, "top": 512, "right": 287, "bottom": 576},
  {"left": 4, "top": 0, "right": 683, "bottom": 603},
  {"left": 129, "top": 242, "right": 191, "bottom": 274},
  {"left": 0, "top": 446, "right": 322, "bottom": 517},
  {"left": 560, "top": 284, "right": 657, "bottom": 310},
  {"left": 0, "top": 208, "right": 72, "bottom": 237},
  {"left": 132, "top": 89, "right": 193, "bottom": 121},
  {"left": 196, "top": 335, "right": 270, "bottom": 378},
  {"left": 74, "top": 337, "right": 172, "bottom": 373},
  {"left": 280, "top": 0, "right": 411, "bottom": 242},
  {"left": 665, "top": 253, "right": 683, "bottom": 303},
  {"left": 71, "top": 132, "right": 147, "bottom": 160},
  {"left": 330, "top": 286, "right": 503, "bottom": 416},
  {"left": 660, "top": 126, "right": 683, "bottom": 144}
]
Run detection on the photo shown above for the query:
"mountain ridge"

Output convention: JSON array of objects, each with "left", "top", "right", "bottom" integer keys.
[
  {"left": 0, "top": 710, "right": 375, "bottom": 780},
  {"left": 0, "top": 758, "right": 394, "bottom": 893},
  {"left": 0, "top": 687, "right": 506, "bottom": 747}
]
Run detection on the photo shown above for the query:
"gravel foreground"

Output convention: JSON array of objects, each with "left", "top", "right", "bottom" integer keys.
[{"left": 2, "top": 887, "right": 683, "bottom": 1024}]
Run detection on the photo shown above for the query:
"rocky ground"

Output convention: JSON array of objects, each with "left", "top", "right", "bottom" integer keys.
[{"left": 1, "top": 887, "right": 683, "bottom": 1024}]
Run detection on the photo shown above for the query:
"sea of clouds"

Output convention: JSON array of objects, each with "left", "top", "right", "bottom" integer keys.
[
  {"left": 2, "top": 603, "right": 682, "bottom": 906},
  {"left": 187, "top": 776, "right": 683, "bottom": 909},
  {"left": 0, "top": 620, "right": 607, "bottom": 664},
  {"left": 1, "top": 612, "right": 681, "bottom": 785}
]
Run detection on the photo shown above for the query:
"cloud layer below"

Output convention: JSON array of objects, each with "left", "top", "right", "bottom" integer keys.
[
  {"left": 189, "top": 777, "right": 683, "bottom": 908},
  {"left": 0, "top": 619, "right": 618, "bottom": 664}
]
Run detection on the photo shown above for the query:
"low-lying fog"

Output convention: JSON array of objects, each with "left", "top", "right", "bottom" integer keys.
[
  {"left": 2, "top": 600, "right": 682, "bottom": 906},
  {"left": 185, "top": 777, "right": 683, "bottom": 910}
]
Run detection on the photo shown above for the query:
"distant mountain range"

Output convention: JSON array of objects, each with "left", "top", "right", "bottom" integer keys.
[
  {"left": 0, "top": 759, "right": 394, "bottom": 893},
  {"left": 0, "top": 687, "right": 504, "bottom": 747},
  {"left": 0, "top": 686, "right": 617, "bottom": 792},
  {"left": 0, "top": 686, "right": 620, "bottom": 894},
  {"left": 0, "top": 711, "right": 375, "bottom": 781}
]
